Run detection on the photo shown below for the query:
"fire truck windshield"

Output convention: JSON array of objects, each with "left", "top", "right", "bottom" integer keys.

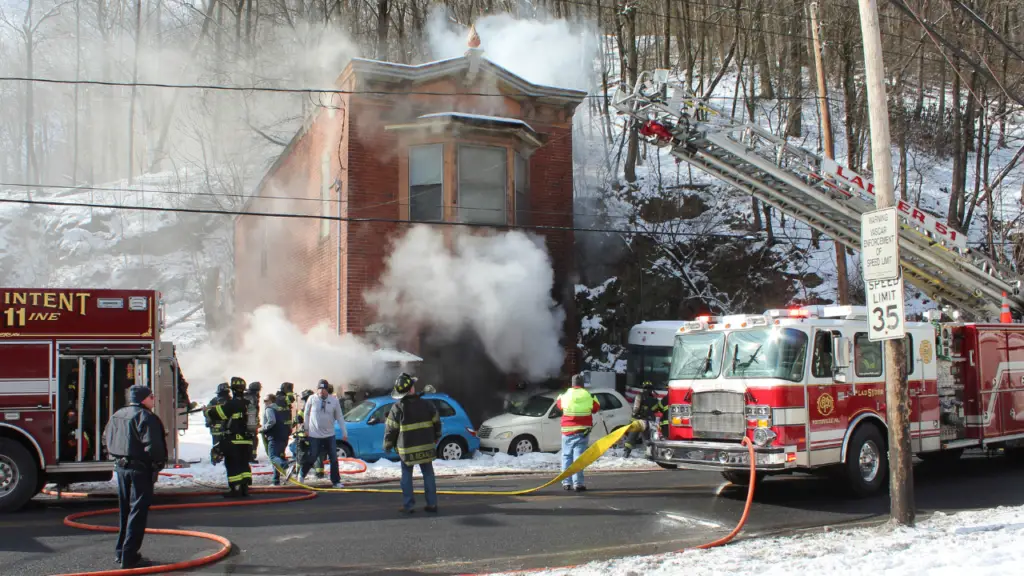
[
  {"left": 722, "top": 327, "right": 809, "bottom": 382},
  {"left": 670, "top": 332, "right": 725, "bottom": 380}
]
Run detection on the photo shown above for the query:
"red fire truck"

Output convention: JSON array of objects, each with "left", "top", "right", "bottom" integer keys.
[
  {"left": 646, "top": 305, "right": 1024, "bottom": 496},
  {"left": 0, "top": 288, "right": 188, "bottom": 512}
]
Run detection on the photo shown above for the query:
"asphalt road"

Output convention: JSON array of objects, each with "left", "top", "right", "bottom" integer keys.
[{"left": 3, "top": 454, "right": 1024, "bottom": 575}]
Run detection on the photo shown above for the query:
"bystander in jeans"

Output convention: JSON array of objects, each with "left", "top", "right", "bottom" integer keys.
[{"left": 303, "top": 380, "right": 347, "bottom": 487}]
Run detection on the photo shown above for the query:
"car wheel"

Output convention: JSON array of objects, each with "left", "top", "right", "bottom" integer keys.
[
  {"left": 335, "top": 442, "right": 354, "bottom": 459},
  {"left": 438, "top": 437, "right": 467, "bottom": 461},
  {"left": 508, "top": 435, "right": 538, "bottom": 457}
]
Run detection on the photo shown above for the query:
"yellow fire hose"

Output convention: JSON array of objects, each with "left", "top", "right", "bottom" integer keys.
[{"left": 280, "top": 420, "right": 644, "bottom": 495}]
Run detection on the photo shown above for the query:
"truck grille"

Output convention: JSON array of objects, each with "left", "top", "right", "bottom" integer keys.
[
  {"left": 478, "top": 426, "right": 492, "bottom": 439},
  {"left": 691, "top": 391, "right": 746, "bottom": 440}
]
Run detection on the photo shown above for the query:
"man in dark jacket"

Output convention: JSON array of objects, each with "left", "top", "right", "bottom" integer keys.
[
  {"left": 383, "top": 373, "right": 441, "bottom": 514},
  {"left": 245, "top": 381, "right": 262, "bottom": 463},
  {"left": 205, "top": 383, "right": 230, "bottom": 464},
  {"left": 102, "top": 384, "right": 167, "bottom": 569},
  {"left": 208, "top": 377, "right": 253, "bottom": 497}
]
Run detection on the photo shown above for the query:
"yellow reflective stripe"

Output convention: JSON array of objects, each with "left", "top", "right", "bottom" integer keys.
[
  {"left": 562, "top": 426, "right": 589, "bottom": 433},
  {"left": 397, "top": 443, "right": 435, "bottom": 454},
  {"left": 399, "top": 421, "right": 433, "bottom": 432},
  {"left": 228, "top": 472, "right": 252, "bottom": 482},
  {"left": 386, "top": 418, "right": 399, "bottom": 428},
  {"left": 215, "top": 405, "right": 226, "bottom": 419}
]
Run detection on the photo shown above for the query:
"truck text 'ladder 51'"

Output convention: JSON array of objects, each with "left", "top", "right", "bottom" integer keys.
[{"left": 612, "top": 70, "right": 1022, "bottom": 320}]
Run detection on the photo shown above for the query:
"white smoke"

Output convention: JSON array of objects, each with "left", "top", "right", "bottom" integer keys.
[
  {"left": 423, "top": 7, "right": 599, "bottom": 92},
  {"left": 365, "top": 225, "right": 566, "bottom": 382},
  {"left": 178, "top": 306, "right": 380, "bottom": 399}
]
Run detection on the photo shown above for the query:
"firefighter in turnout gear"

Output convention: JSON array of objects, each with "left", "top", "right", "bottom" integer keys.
[
  {"left": 207, "top": 377, "right": 253, "bottom": 497},
  {"left": 245, "top": 381, "right": 262, "bottom": 463},
  {"left": 297, "top": 389, "right": 322, "bottom": 478},
  {"left": 383, "top": 373, "right": 441, "bottom": 513},
  {"left": 289, "top": 413, "right": 311, "bottom": 481},
  {"left": 622, "top": 380, "right": 667, "bottom": 458},
  {"left": 204, "top": 383, "right": 231, "bottom": 464}
]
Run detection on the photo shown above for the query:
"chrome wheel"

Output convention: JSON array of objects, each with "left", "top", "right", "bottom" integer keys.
[
  {"left": 859, "top": 440, "right": 880, "bottom": 483},
  {"left": 0, "top": 454, "right": 18, "bottom": 496},
  {"left": 440, "top": 441, "right": 463, "bottom": 460},
  {"left": 514, "top": 438, "right": 534, "bottom": 456}
]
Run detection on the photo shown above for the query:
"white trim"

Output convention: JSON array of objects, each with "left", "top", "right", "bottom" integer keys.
[
  {"left": 0, "top": 423, "right": 46, "bottom": 470},
  {"left": 921, "top": 436, "right": 941, "bottom": 451},
  {"left": 0, "top": 378, "right": 48, "bottom": 395},
  {"left": 809, "top": 428, "right": 846, "bottom": 443},
  {"left": 841, "top": 412, "right": 887, "bottom": 462},
  {"left": 811, "top": 447, "right": 841, "bottom": 465},
  {"left": 772, "top": 408, "right": 807, "bottom": 426}
]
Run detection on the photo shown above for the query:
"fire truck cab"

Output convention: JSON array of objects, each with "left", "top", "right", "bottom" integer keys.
[
  {"left": 647, "top": 305, "right": 1024, "bottom": 496},
  {"left": 0, "top": 288, "right": 188, "bottom": 512}
]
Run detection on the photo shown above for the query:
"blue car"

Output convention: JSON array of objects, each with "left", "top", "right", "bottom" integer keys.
[{"left": 334, "top": 393, "right": 480, "bottom": 462}]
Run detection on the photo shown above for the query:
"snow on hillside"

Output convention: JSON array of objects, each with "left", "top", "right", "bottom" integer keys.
[
  {"left": 0, "top": 169, "right": 236, "bottom": 348},
  {"left": 492, "top": 504, "right": 1024, "bottom": 576}
]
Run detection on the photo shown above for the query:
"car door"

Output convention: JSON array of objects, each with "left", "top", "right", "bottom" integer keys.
[
  {"left": 429, "top": 398, "right": 459, "bottom": 442},
  {"left": 361, "top": 402, "right": 394, "bottom": 460},
  {"left": 594, "top": 392, "right": 631, "bottom": 431},
  {"left": 541, "top": 398, "right": 562, "bottom": 451}
]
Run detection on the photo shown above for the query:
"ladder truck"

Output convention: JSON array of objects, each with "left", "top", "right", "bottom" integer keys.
[{"left": 612, "top": 70, "right": 1024, "bottom": 496}]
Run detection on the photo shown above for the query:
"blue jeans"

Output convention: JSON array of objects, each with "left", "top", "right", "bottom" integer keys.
[
  {"left": 561, "top": 431, "right": 589, "bottom": 487},
  {"left": 302, "top": 436, "right": 340, "bottom": 484},
  {"left": 400, "top": 461, "right": 437, "bottom": 510},
  {"left": 267, "top": 437, "right": 288, "bottom": 484}
]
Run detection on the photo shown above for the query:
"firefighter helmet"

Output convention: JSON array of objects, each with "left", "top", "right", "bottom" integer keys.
[
  {"left": 230, "top": 377, "right": 246, "bottom": 394},
  {"left": 280, "top": 382, "right": 294, "bottom": 393},
  {"left": 300, "top": 389, "right": 314, "bottom": 402},
  {"left": 216, "top": 382, "right": 230, "bottom": 396},
  {"left": 392, "top": 373, "right": 417, "bottom": 399},
  {"left": 641, "top": 380, "right": 654, "bottom": 389},
  {"left": 247, "top": 381, "right": 262, "bottom": 394}
]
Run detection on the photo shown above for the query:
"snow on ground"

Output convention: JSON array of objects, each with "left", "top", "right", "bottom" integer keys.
[
  {"left": 56, "top": 414, "right": 657, "bottom": 493},
  {"left": 493, "top": 505, "right": 1024, "bottom": 576}
]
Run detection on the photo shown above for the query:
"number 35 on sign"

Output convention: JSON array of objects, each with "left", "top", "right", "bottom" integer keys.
[{"left": 866, "top": 276, "right": 906, "bottom": 340}]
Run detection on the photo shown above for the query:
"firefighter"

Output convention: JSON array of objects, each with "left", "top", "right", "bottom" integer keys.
[
  {"left": 208, "top": 377, "right": 253, "bottom": 497},
  {"left": 622, "top": 380, "right": 667, "bottom": 458},
  {"left": 245, "top": 381, "right": 262, "bottom": 463},
  {"left": 383, "top": 373, "right": 441, "bottom": 514},
  {"left": 261, "top": 393, "right": 290, "bottom": 485},
  {"left": 279, "top": 382, "right": 296, "bottom": 418},
  {"left": 288, "top": 413, "right": 312, "bottom": 481},
  {"left": 204, "top": 383, "right": 231, "bottom": 465}
]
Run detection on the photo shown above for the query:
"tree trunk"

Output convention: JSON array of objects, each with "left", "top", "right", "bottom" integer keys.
[
  {"left": 841, "top": 45, "right": 859, "bottom": 168},
  {"left": 661, "top": 0, "right": 671, "bottom": 69},
  {"left": 785, "top": 0, "right": 803, "bottom": 137},
  {"left": 948, "top": 60, "right": 965, "bottom": 229},
  {"left": 755, "top": 2, "right": 774, "bottom": 98},
  {"left": 620, "top": 2, "right": 639, "bottom": 183}
]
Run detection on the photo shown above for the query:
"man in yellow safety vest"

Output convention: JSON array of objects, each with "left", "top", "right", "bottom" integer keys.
[{"left": 554, "top": 374, "right": 600, "bottom": 492}]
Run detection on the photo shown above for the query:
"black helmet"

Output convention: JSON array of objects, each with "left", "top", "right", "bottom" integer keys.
[
  {"left": 280, "top": 382, "right": 294, "bottom": 393},
  {"left": 294, "top": 413, "right": 304, "bottom": 424},
  {"left": 300, "top": 389, "right": 314, "bottom": 402},
  {"left": 641, "top": 380, "right": 654, "bottom": 389},
  {"left": 216, "top": 382, "right": 230, "bottom": 395},
  {"left": 392, "top": 373, "right": 417, "bottom": 399},
  {"left": 230, "top": 377, "right": 246, "bottom": 394},
  {"left": 247, "top": 381, "right": 262, "bottom": 394}
]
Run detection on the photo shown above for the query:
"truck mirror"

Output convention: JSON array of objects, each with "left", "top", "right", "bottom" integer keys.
[{"left": 832, "top": 335, "right": 851, "bottom": 369}]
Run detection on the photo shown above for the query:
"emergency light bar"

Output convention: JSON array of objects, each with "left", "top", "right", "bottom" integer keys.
[
  {"left": 820, "top": 305, "right": 868, "bottom": 320},
  {"left": 764, "top": 307, "right": 820, "bottom": 319}
]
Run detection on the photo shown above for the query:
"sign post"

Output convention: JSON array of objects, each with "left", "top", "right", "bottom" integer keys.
[{"left": 861, "top": 208, "right": 906, "bottom": 341}]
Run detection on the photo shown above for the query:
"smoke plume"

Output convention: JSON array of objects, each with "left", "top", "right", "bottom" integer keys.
[
  {"left": 365, "top": 225, "right": 566, "bottom": 382},
  {"left": 178, "top": 305, "right": 381, "bottom": 398}
]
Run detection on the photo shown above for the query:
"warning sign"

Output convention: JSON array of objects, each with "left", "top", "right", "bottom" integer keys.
[{"left": 861, "top": 208, "right": 900, "bottom": 281}]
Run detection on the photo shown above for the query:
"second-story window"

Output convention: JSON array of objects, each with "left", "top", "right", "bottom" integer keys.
[
  {"left": 458, "top": 144, "right": 507, "bottom": 225},
  {"left": 409, "top": 144, "right": 444, "bottom": 222}
]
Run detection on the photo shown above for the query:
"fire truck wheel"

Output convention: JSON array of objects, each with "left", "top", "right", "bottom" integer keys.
[
  {"left": 844, "top": 425, "right": 888, "bottom": 497},
  {"left": 0, "top": 438, "right": 38, "bottom": 513}
]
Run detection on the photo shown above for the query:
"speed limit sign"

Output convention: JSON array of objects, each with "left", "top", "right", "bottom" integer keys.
[{"left": 865, "top": 276, "right": 906, "bottom": 340}]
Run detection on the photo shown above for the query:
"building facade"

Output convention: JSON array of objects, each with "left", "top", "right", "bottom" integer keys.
[{"left": 234, "top": 44, "right": 586, "bottom": 390}]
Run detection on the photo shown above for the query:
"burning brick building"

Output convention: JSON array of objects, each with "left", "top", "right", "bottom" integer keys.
[{"left": 233, "top": 33, "right": 586, "bottom": 397}]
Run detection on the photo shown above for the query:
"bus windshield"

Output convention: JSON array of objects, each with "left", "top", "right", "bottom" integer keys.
[
  {"left": 670, "top": 332, "right": 726, "bottom": 380},
  {"left": 723, "top": 327, "right": 809, "bottom": 382},
  {"left": 626, "top": 344, "right": 673, "bottom": 390}
]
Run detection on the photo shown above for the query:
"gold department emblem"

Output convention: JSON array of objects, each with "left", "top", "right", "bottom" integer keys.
[{"left": 817, "top": 392, "right": 835, "bottom": 416}]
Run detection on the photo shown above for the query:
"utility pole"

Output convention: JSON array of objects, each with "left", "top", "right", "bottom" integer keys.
[
  {"left": 809, "top": 1, "right": 849, "bottom": 305},
  {"left": 856, "top": 0, "right": 914, "bottom": 526}
]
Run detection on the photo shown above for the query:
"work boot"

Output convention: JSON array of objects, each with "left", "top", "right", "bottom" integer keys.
[
  {"left": 425, "top": 506, "right": 438, "bottom": 513},
  {"left": 239, "top": 484, "right": 250, "bottom": 497},
  {"left": 562, "top": 484, "right": 572, "bottom": 491},
  {"left": 399, "top": 507, "right": 415, "bottom": 515},
  {"left": 121, "top": 554, "right": 152, "bottom": 569},
  {"left": 574, "top": 485, "right": 587, "bottom": 492},
  {"left": 623, "top": 448, "right": 632, "bottom": 458}
]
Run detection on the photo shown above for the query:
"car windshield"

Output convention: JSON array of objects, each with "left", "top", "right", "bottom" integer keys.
[
  {"left": 626, "top": 344, "right": 673, "bottom": 391},
  {"left": 508, "top": 394, "right": 554, "bottom": 417},
  {"left": 344, "top": 400, "right": 376, "bottom": 422},
  {"left": 670, "top": 332, "right": 726, "bottom": 380},
  {"left": 723, "top": 328, "right": 809, "bottom": 382}
]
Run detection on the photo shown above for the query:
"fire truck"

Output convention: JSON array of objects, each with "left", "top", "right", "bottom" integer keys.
[
  {"left": 611, "top": 69, "right": 1024, "bottom": 495},
  {"left": 0, "top": 288, "right": 189, "bottom": 512}
]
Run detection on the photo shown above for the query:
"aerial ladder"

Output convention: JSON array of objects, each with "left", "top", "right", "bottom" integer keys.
[{"left": 611, "top": 70, "right": 1023, "bottom": 321}]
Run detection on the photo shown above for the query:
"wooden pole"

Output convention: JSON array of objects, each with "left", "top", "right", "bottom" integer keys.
[
  {"left": 809, "top": 1, "right": 849, "bottom": 305},
  {"left": 856, "top": 0, "right": 914, "bottom": 527}
]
